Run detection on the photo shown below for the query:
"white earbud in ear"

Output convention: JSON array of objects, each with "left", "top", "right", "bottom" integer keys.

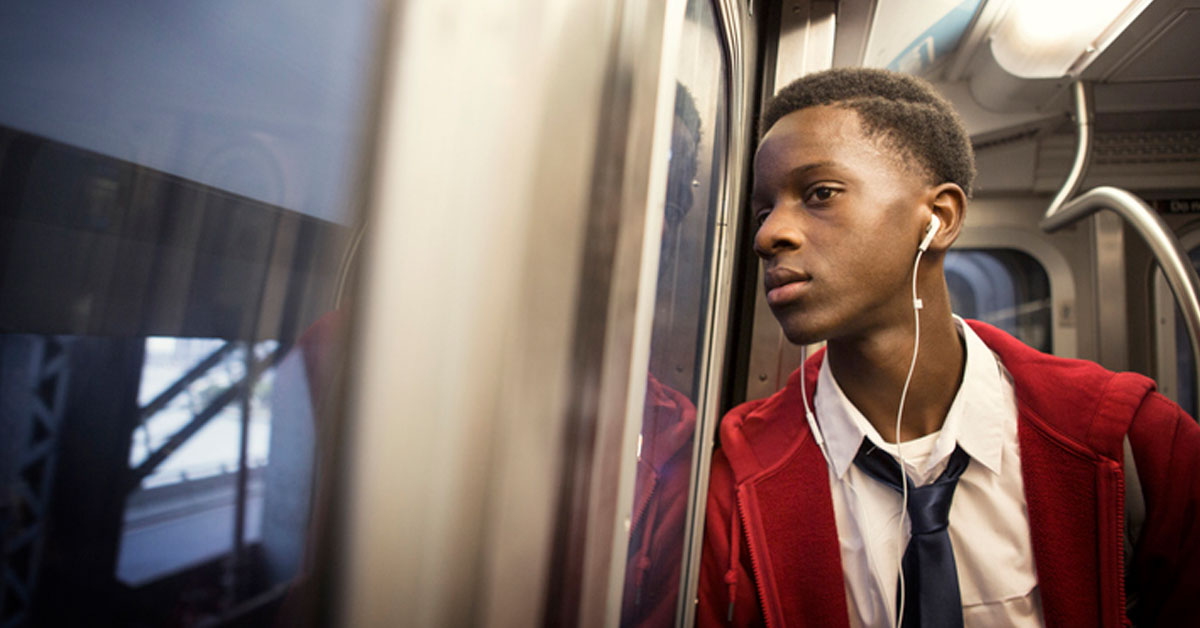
[{"left": 918, "top": 215, "right": 940, "bottom": 252}]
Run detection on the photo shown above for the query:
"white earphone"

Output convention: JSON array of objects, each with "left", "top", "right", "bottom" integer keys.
[
  {"left": 891, "top": 212, "right": 941, "bottom": 625},
  {"left": 919, "top": 214, "right": 940, "bottom": 253}
]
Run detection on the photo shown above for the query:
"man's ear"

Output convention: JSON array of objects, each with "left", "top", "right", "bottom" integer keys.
[{"left": 926, "top": 183, "right": 966, "bottom": 252}]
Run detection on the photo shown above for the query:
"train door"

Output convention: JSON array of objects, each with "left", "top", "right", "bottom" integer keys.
[
  {"left": 1150, "top": 218, "right": 1200, "bottom": 416},
  {"left": 321, "top": 0, "right": 764, "bottom": 626}
]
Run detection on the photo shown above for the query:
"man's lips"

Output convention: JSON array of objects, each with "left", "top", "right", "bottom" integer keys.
[{"left": 764, "top": 268, "right": 811, "bottom": 306}]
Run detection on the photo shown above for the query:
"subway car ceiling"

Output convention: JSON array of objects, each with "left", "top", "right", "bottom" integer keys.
[
  {"left": 3, "top": 0, "right": 1200, "bottom": 627},
  {"left": 833, "top": 0, "right": 1200, "bottom": 196}
]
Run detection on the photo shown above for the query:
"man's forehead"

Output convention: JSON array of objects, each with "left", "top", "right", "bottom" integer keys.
[
  {"left": 761, "top": 104, "right": 864, "bottom": 143},
  {"left": 754, "top": 106, "right": 867, "bottom": 169}
]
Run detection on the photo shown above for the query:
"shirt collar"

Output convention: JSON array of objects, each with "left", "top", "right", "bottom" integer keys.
[{"left": 812, "top": 316, "right": 1007, "bottom": 479}]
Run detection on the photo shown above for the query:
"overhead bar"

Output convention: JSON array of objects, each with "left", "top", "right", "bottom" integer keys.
[{"left": 1042, "top": 81, "right": 1200, "bottom": 413}]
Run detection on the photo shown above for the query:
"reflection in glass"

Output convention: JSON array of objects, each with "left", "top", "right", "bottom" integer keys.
[
  {"left": 946, "top": 249, "right": 1052, "bottom": 352},
  {"left": 620, "top": 0, "right": 728, "bottom": 625},
  {"left": 0, "top": 1, "right": 375, "bottom": 624},
  {"left": 129, "top": 339, "right": 277, "bottom": 488},
  {"left": 116, "top": 338, "right": 279, "bottom": 586}
]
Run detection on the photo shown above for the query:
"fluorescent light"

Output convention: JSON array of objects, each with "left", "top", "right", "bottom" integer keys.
[{"left": 990, "top": 0, "right": 1152, "bottom": 77}]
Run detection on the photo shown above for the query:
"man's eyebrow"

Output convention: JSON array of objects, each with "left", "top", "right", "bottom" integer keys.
[
  {"left": 752, "top": 161, "right": 840, "bottom": 200},
  {"left": 782, "top": 162, "right": 837, "bottom": 178}
]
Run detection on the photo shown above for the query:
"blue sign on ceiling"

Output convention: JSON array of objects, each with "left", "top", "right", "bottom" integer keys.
[{"left": 886, "top": 0, "right": 984, "bottom": 74}]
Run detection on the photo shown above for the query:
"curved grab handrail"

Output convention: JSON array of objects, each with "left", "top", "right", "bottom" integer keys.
[
  {"left": 1042, "top": 82, "right": 1200, "bottom": 411},
  {"left": 1041, "top": 187, "right": 1200, "bottom": 388},
  {"left": 1045, "top": 82, "right": 1094, "bottom": 218}
]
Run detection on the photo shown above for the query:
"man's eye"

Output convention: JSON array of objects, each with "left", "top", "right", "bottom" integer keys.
[
  {"left": 754, "top": 209, "right": 771, "bottom": 226},
  {"left": 808, "top": 186, "right": 837, "bottom": 203}
]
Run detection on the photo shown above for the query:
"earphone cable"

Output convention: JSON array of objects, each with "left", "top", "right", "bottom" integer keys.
[{"left": 893, "top": 243, "right": 928, "bottom": 627}]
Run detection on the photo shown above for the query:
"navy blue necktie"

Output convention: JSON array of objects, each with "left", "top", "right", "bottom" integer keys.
[{"left": 854, "top": 440, "right": 970, "bottom": 628}]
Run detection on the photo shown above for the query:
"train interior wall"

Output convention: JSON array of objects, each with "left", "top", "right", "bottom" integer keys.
[{"left": 961, "top": 109, "right": 1200, "bottom": 410}]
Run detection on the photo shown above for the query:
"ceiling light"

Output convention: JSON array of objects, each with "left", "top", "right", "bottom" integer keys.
[{"left": 990, "top": 0, "right": 1152, "bottom": 77}]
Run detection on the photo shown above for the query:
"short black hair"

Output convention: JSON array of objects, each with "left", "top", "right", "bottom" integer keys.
[{"left": 761, "top": 68, "right": 975, "bottom": 196}]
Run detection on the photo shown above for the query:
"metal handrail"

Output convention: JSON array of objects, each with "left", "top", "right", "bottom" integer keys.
[
  {"left": 1042, "top": 82, "right": 1200, "bottom": 401},
  {"left": 1045, "top": 82, "right": 1094, "bottom": 218}
]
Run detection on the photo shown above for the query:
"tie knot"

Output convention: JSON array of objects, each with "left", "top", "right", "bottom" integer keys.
[
  {"left": 852, "top": 441, "right": 971, "bottom": 535},
  {"left": 906, "top": 479, "right": 958, "bottom": 534}
]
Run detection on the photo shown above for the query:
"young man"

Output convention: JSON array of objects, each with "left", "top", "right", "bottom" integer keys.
[{"left": 698, "top": 68, "right": 1200, "bottom": 627}]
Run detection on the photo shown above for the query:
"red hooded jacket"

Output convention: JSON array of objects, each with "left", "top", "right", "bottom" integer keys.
[
  {"left": 623, "top": 373, "right": 698, "bottom": 628},
  {"left": 698, "top": 321, "right": 1200, "bottom": 627}
]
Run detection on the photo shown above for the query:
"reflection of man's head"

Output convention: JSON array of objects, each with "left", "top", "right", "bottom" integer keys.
[
  {"left": 650, "top": 83, "right": 704, "bottom": 393},
  {"left": 667, "top": 83, "right": 702, "bottom": 226}
]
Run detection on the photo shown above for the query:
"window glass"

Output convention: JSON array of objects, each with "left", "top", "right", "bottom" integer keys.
[
  {"left": 116, "top": 338, "right": 278, "bottom": 586},
  {"left": 945, "top": 249, "right": 1052, "bottom": 352},
  {"left": 0, "top": 1, "right": 376, "bottom": 624},
  {"left": 1170, "top": 247, "right": 1200, "bottom": 417},
  {"left": 620, "top": 0, "right": 728, "bottom": 625}
]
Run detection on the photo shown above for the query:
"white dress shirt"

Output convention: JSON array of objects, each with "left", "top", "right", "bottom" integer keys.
[{"left": 811, "top": 317, "right": 1044, "bottom": 627}]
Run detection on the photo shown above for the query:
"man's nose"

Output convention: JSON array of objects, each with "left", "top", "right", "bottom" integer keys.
[{"left": 753, "top": 209, "right": 803, "bottom": 259}]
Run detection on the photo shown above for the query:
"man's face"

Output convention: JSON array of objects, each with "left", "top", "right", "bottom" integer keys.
[{"left": 751, "top": 105, "right": 931, "bottom": 345}]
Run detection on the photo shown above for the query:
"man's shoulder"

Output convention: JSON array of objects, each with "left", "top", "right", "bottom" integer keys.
[
  {"left": 715, "top": 352, "right": 824, "bottom": 483},
  {"left": 968, "top": 319, "right": 1166, "bottom": 457},
  {"left": 968, "top": 319, "right": 1136, "bottom": 387}
]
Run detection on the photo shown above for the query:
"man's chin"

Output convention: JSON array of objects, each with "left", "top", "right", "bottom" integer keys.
[{"left": 777, "top": 321, "right": 829, "bottom": 347}]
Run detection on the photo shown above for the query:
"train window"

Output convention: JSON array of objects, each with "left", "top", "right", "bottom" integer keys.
[
  {"left": 0, "top": 1, "right": 376, "bottom": 625},
  {"left": 117, "top": 338, "right": 277, "bottom": 586},
  {"left": 620, "top": 0, "right": 728, "bottom": 625},
  {"left": 1157, "top": 244, "right": 1200, "bottom": 417},
  {"left": 946, "top": 249, "right": 1053, "bottom": 352}
]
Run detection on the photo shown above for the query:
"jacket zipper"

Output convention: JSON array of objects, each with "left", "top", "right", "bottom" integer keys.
[
  {"left": 630, "top": 470, "right": 655, "bottom": 538},
  {"left": 735, "top": 489, "right": 777, "bottom": 628},
  {"left": 630, "top": 471, "right": 656, "bottom": 607},
  {"left": 1113, "top": 461, "right": 1129, "bottom": 627}
]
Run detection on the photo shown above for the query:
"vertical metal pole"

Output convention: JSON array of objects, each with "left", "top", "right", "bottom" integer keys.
[
  {"left": 227, "top": 341, "right": 254, "bottom": 607},
  {"left": 1092, "top": 212, "right": 1128, "bottom": 371}
]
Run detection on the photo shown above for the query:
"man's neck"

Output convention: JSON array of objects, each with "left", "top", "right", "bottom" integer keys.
[{"left": 826, "top": 306, "right": 965, "bottom": 444}]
